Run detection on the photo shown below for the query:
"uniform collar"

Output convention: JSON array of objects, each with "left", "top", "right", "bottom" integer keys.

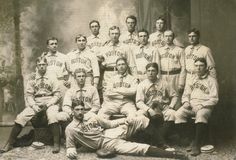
[
  {"left": 35, "top": 71, "right": 49, "bottom": 80},
  {"left": 190, "top": 43, "right": 202, "bottom": 50},
  {"left": 91, "top": 34, "right": 101, "bottom": 39},
  {"left": 164, "top": 44, "right": 175, "bottom": 50},
  {"left": 197, "top": 72, "right": 209, "bottom": 80},
  {"left": 108, "top": 41, "right": 121, "bottom": 47},
  {"left": 74, "top": 85, "right": 86, "bottom": 92},
  {"left": 118, "top": 71, "right": 129, "bottom": 78},
  {"left": 154, "top": 30, "right": 163, "bottom": 37},
  {"left": 139, "top": 42, "right": 150, "bottom": 49},
  {"left": 47, "top": 51, "right": 59, "bottom": 57}
]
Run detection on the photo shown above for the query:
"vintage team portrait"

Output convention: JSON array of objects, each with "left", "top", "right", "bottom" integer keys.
[{"left": 0, "top": 0, "right": 235, "bottom": 160}]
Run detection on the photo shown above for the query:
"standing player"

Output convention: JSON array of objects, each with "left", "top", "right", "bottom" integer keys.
[
  {"left": 87, "top": 20, "right": 106, "bottom": 55},
  {"left": 158, "top": 30, "right": 186, "bottom": 108},
  {"left": 0, "top": 57, "right": 61, "bottom": 154},
  {"left": 65, "top": 101, "right": 187, "bottom": 160},
  {"left": 185, "top": 28, "right": 217, "bottom": 84},
  {"left": 66, "top": 35, "right": 100, "bottom": 88},
  {"left": 98, "top": 57, "right": 138, "bottom": 119},
  {"left": 149, "top": 17, "right": 166, "bottom": 48},
  {"left": 130, "top": 29, "right": 160, "bottom": 82},
  {"left": 100, "top": 26, "right": 130, "bottom": 90},
  {"left": 136, "top": 63, "right": 178, "bottom": 148},
  {"left": 119, "top": 15, "right": 139, "bottom": 46},
  {"left": 41, "top": 37, "right": 69, "bottom": 97},
  {"left": 175, "top": 58, "right": 218, "bottom": 156},
  {"left": 59, "top": 68, "right": 100, "bottom": 122}
]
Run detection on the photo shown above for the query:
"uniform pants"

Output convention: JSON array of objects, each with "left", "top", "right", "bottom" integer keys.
[
  {"left": 98, "top": 101, "right": 137, "bottom": 119},
  {"left": 175, "top": 105, "right": 212, "bottom": 124},
  {"left": 15, "top": 97, "right": 59, "bottom": 126}
]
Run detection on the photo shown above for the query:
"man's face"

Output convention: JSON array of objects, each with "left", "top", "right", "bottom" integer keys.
[
  {"left": 37, "top": 61, "right": 47, "bottom": 73},
  {"left": 156, "top": 19, "right": 165, "bottom": 31},
  {"left": 47, "top": 40, "right": 58, "bottom": 53},
  {"left": 116, "top": 59, "right": 127, "bottom": 75},
  {"left": 126, "top": 18, "right": 136, "bottom": 33},
  {"left": 195, "top": 61, "right": 207, "bottom": 77},
  {"left": 75, "top": 72, "right": 86, "bottom": 86},
  {"left": 146, "top": 66, "right": 158, "bottom": 81},
  {"left": 188, "top": 32, "right": 199, "bottom": 45},
  {"left": 73, "top": 105, "right": 85, "bottom": 121},
  {"left": 164, "top": 31, "right": 174, "bottom": 45},
  {"left": 76, "top": 36, "right": 87, "bottom": 50},
  {"left": 109, "top": 29, "right": 120, "bottom": 43},
  {"left": 138, "top": 32, "right": 149, "bottom": 45},
  {"left": 90, "top": 22, "right": 100, "bottom": 36}
]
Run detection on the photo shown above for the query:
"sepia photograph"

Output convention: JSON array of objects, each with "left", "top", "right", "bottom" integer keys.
[{"left": 0, "top": 0, "right": 235, "bottom": 159}]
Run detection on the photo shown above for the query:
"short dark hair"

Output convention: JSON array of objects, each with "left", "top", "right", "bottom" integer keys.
[
  {"left": 89, "top": 20, "right": 100, "bottom": 28},
  {"left": 74, "top": 68, "right": 86, "bottom": 78},
  {"left": 36, "top": 56, "right": 47, "bottom": 64},
  {"left": 138, "top": 29, "right": 149, "bottom": 37},
  {"left": 146, "top": 63, "right": 159, "bottom": 73},
  {"left": 109, "top": 26, "right": 120, "bottom": 34},
  {"left": 75, "top": 34, "right": 87, "bottom": 42},
  {"left": 72, "top": 100, "right": 85, "bottom": 110},
  {"left": 126, "top": 15, "right": 137, "bottom": 24},
  {"left": 164, "top": 30, "right": 175, "bottom": 38},
  {"left": 46, "top": 37, "right": 58, "bottom": 45},
  {"left": 156, "top": 16, "right": 166, "bottom": 23},
  {"left": 188, "top": 28, "right": 200, "bottom": 37},
  {"left": 194, "top": 58, "right": 207, "bottom": 66}
]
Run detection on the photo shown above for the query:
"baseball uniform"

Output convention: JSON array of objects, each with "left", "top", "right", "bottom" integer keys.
[
  {"left": 149, "top": 31, "right": 165, "bottom": 48},
  {"left": 87, "top": 34, "right": 107, "bottom": 56},
  {"left": 15, "top": 71, "right": 61, "bottom": 126},
  {"left": 175, "top": 73, "right": 219, "bottom": 124},
  {"left": 66, "top": 115, "right": 150, "bottom": 155},
  {"left": 41, "top": 51, "right": 69, "bottom": 97},
  {"left": 100, "top": 42, "right": 130, "bottom": 90},
  {"left": 185, "top": 44, "right": 217, "bottom": 84},
  {"left": 66, "top": 48, "right": 100, "bottom": 87},
  {"left": 136, "top": 78, "right": 178, "bottom": 121},
  {"left": 158, "top": 44, "right": 186, "bottom": 109},
  {"left": 129, "top": 43, "right": 161, "bottom": 82},
  {"left": 98, "top": 72, "right": 138, "bottom": 119},
  {"left": 119, "top": 31, "right": 139, "bottom": 46},
  {"left": 62, "top": 85, "right": 100, "bottom": 121}
]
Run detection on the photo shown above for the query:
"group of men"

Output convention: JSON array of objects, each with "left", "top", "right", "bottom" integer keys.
[{"left": 0, "top": 15, "right": 219, "bottom": 159}]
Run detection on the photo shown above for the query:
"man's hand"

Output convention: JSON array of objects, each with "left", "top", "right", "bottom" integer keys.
[
  {"left": 63, "top": 80, "right": 71, "bottom": 88},
  {"left": 183, "top": 102, "right": 191, "bottom": 110},
  {"left": 66, "top": 148, "right": 77, "bottom": 159},
  {"left": 32, "top": 104, "right": 41, "bottom": 113},
  {"left": 148, "top": 108, "right": 158, "bottom": 117}
]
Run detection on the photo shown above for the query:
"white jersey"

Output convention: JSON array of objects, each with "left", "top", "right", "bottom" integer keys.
[
  {"left": 149, "top": 31, "right": 165, "bottom": 48},
  {"left": 41, "top": 51, "right": 68, "bottom": 79},
  {"left": 119, "top": 31, "right": 139, "bottom": 46},
  {"left": 87, "top": 34, "right": 107, "bottom": 56},
  {"left": 66, "top": 48, "right": 100, "bottom": 78},
  {"left": 185, "top": 44, "right": 216, "bottom": 78}
]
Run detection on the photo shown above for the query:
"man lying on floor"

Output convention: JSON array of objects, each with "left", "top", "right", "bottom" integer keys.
[{"left": 64, "top": 100, "right": 188, "bottom": 160}]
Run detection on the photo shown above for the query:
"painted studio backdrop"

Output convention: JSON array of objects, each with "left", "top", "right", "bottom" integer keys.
[{"left": 0, "top": 0, "right": 235, "bottom": 139}]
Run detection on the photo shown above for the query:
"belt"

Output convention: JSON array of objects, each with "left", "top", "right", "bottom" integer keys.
[
  {"left": 186, "top": 70, "right": 197, "bottom": 74},
  {"left": 105, "top": 66, "right": 116, "bottom": 71},
  {"left": 161, "top": 69, "right": 181, "bottom": 75},
  {"left": 35, "top": 94, "right": 53, "bottom": 98}
]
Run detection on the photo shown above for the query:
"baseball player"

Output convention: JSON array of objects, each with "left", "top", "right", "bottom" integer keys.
[
  {"left": 59, "top": 68, "right": 100, "bottom": 122},
  {"left": 98, "top": 57, "right": 138, "bottom": 119},
  {"left": 185, "top": 28, "right": 217, "bottom": 85},
  {"left": 149, "top": 16, "right": 166, "bottom": 48},
  {"left": 129, "top": 29, "right": 160, "bottom": 82},
  {"left": 0, "top": 57, "right": 61, "bottom": 154},
  {"left": 119, "top": 15, "right": 139, "bottom": 46},
  {"left": 175, "top": 58, "right": 219, "bottom": 156},
  {"left": 40, "top": 37, "right": 69, "bottom": 97},
  {"left": 99, "top": 26, "right": 130, "bottom": 91},
  {"left": 65, "top": 101, "right": 187, "bottom": 160},
  {"left": 136, "top": 63, "right": 178, "bottom": 148},
  {"left": 158, "top": 30, "right": 186, "bottom": 109},
  {"left": 87, "top": 20, "right": 107, "bottom": 55},
  {"left": 66, "top": 34, "right": 100, "bottom": 88}
]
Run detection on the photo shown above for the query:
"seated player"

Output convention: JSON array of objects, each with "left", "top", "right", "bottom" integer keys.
[
  {"left": 0, "top": 57, "right": 61, "bottom": 154},
  {"left": 65, "top": 101, "right": 188, "bottom": 160},
  {"left": 98, "top": 57, "right": 138, "bottom": 119},
  {"left": 175, "top": 58, "right": 219, "bottom": 156}
]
